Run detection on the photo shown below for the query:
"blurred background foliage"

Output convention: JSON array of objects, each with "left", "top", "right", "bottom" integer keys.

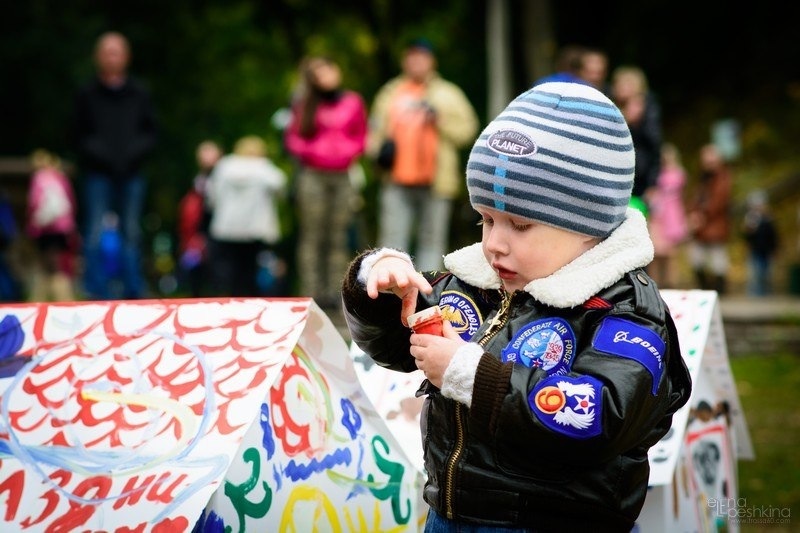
[{"left": 3, "top": 0, "right": 800, "bottom": 293}]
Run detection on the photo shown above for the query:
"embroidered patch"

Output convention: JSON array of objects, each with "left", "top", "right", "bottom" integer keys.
[
  {"left": 439, "top": 291, "right": 483, "bottom": 341},
  {"left": 592, "top": 317, "right": 665, "bottom": 395},
  {"left": 486, "top": 130, "right": 537, "bottom": 157},
  {"left": 529, "top": 375, "right": 603, "bottom": 439},
  {"left": 501, "top": 318, "right": 575, "bottom": 376}
]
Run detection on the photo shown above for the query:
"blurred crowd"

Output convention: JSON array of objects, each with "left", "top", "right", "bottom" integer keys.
[
  {"left": 535, "top": 44, "right": 782, "bottom": 297},
  {"left": 0, "top": 34, "right": 786, "bottom": 305}
]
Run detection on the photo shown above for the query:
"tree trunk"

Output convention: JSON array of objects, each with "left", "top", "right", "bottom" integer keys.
[
  {"left": 486, "top": 0, "right": 513, "bottom": 119},
  {"left": 486, "top": 0, "right": 555, "bottom": 119},
  {"left": 523, "top": 0, "right": 556, "bottom": 85}
]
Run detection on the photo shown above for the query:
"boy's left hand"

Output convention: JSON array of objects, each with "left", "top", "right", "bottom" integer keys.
[{"left": 409, "top": 320, "right": 466, "bottom": 389}]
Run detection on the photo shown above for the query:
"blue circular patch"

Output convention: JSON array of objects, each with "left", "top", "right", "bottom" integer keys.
[
  {"left": 501, "top": 317, "right": 576, "bottom": 375},
  {"left": 439, "top": 291, "right": 483, "bottom": 341}
]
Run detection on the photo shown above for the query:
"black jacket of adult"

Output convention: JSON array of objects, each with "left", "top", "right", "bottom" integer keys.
[
  {"left": 630, "top": 93, "right": 662, "bottom": 199},
  {"left": 73, "top": 76, "right": 158, "bottom": 180},
  {"left": 342, "top": 210, "right": 692, "bottom": 532}
]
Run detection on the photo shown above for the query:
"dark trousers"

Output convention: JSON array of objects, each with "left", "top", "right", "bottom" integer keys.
[{"left": 208, "top": 239, "right": 261, "bottom": 297}]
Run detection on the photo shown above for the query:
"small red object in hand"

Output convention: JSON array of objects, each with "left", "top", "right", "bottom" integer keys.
[{"left": 407, "top": 306, "right": 444, "bottom": 336}]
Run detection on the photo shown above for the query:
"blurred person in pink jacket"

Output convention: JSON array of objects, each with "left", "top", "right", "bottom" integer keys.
[
  {"left": 284, "top": 55, "right": 368, "bottom": 309},
  {"left": 646, "top": 142, "right": 689, "bottom": 288},
  {"left": 26, "top": 149, "right": 79, "bottom": 301}
]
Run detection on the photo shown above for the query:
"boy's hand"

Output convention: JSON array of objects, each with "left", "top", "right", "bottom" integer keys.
[
  {"left": 409, "top": 320, "right": 465, "bottom": 388},
  {"left": 366, "top": 256, "right": 432, "bottom": 300}
]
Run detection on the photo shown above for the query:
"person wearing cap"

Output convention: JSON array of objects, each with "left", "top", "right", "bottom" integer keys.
[
  {"left": 341, "top": 82, "right": 692, "bottom": 531},
  {"left": 368, "top": 38, "right": 479, "bottom": 271}
]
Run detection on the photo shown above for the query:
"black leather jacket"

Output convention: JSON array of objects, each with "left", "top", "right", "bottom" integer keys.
[{"left": 342, "top": 211, "right": 692, "bottom": 532}]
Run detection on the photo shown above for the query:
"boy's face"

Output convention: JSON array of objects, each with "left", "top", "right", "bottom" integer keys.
[{"left": 478, "top": 207, "right": 599, "bottom": 293}]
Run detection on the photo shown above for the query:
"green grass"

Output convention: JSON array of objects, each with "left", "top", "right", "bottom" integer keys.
[{"left": 730, "top": 352, "right": 800, "bottom": 532}]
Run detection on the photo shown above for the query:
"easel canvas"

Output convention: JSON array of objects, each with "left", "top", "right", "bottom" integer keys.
[
  {"left": 636, "top": 290, "right": 752, "bottom": 533},
  {"left": 0, "top": 298, "right": 424, "bottom": 531}
]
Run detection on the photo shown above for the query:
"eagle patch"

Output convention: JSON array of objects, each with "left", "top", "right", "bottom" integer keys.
[
  {"left": 529, "top": 375, "right": 603, "bottom": 439},
  {"left": 439, "top": 291, "right": 483, "bottom": 341}
]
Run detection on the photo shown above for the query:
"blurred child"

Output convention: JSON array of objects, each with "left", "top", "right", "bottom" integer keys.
[
  {"left": 206, "top": 136, "right": 287, "bottom": 296},
  {"left": 647, "top": 142, "right": 689, "bottom": 288},
  {"left": 26, "top": 149, "right": 78, "bottom": 301},
  {"left": 177, "top": 140, "right": 222, "bottom": 296},
  {"left": 742, "top": 189, "right": 779, "bottom": 296}
]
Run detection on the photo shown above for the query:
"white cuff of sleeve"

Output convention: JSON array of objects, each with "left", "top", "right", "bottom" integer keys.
[
  {"left": 356, "top": 248, "right": 414, "bottom": 286},
  {"left": 441, "top": 342, "right": 484, "bottom": 407}
]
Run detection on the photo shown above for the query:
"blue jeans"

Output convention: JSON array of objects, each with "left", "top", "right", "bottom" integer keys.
[
  {"left": 424, "top": 509, "right": 534, "bottom": 533},
  {"left": 748, "top": 253, "right": 772, "bottom": 296},
  {"left": 81, "top": 173, "right": 146, "bottom": 299}
]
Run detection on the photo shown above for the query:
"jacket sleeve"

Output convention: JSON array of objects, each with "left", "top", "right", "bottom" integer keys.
[
  {"left": 258, "top": 160, "right": 288, "bottom": 192},
  {"left": 125, "top": 86, "right": 159, "bottom": 168},
  {"left": 73, "top": 90, "right": 115, "bottom": 169},
  {"left": 339, "top": 93, "right": 368, "bottom": 163},
  {"left": 342, "top": 249, "right": 446, "bottom": 373},
  {"left": 429, "top": 81, "right": 479, "bottom": 149},
  {"left": 283, "top": 105, "right": 308, "bottom": 159},
  {"left": 365, "top": 80, "right": 397, "bottom": 160},
  {"left": 639, "top": 96, "right": 663, "bottom": 191}
]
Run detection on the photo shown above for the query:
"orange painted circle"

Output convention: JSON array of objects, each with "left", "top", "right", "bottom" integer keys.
[{"left": 535, "top": 386, "right": 565, "bottom": 414}]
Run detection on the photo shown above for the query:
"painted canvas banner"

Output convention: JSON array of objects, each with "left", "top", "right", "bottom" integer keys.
[
  {"left": 0, "top": 298, "right": 424, "bottom": 532},
  {"left": 197, "top": 302, "right": 425, "bottom": 531}
]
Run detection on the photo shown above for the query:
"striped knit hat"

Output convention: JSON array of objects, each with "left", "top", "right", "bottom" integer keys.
[{"left": 466, "top": 82, "right": 635, "bottom": 238}]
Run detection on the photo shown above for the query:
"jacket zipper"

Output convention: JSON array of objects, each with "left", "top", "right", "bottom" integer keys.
[
  {"left": 444, "top": 290, "right": 513, "bottom": 519},
  {"left": 478, "top": 290, "right": 513, "bottom": 348}
]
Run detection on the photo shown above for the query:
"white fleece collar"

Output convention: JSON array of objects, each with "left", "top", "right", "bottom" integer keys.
[{"left": 443, "top": 208, "right": 654, "bottom": 308}]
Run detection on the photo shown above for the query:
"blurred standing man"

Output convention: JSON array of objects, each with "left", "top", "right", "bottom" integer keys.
[
  {"left": 73, "top": 31, "right": 157, "bottom": 299},
  {"left": 369, "top": 39, "right": 478, "bottom": 271}
]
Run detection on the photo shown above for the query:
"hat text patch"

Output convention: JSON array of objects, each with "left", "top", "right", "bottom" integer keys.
[{"left": 487, "top": 130, "right": 537, "bottom": 157}]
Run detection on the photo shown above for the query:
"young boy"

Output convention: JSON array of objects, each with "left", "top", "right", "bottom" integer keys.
[{"left": 341, "top": 82, "right": 692, "bottom": 531}]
